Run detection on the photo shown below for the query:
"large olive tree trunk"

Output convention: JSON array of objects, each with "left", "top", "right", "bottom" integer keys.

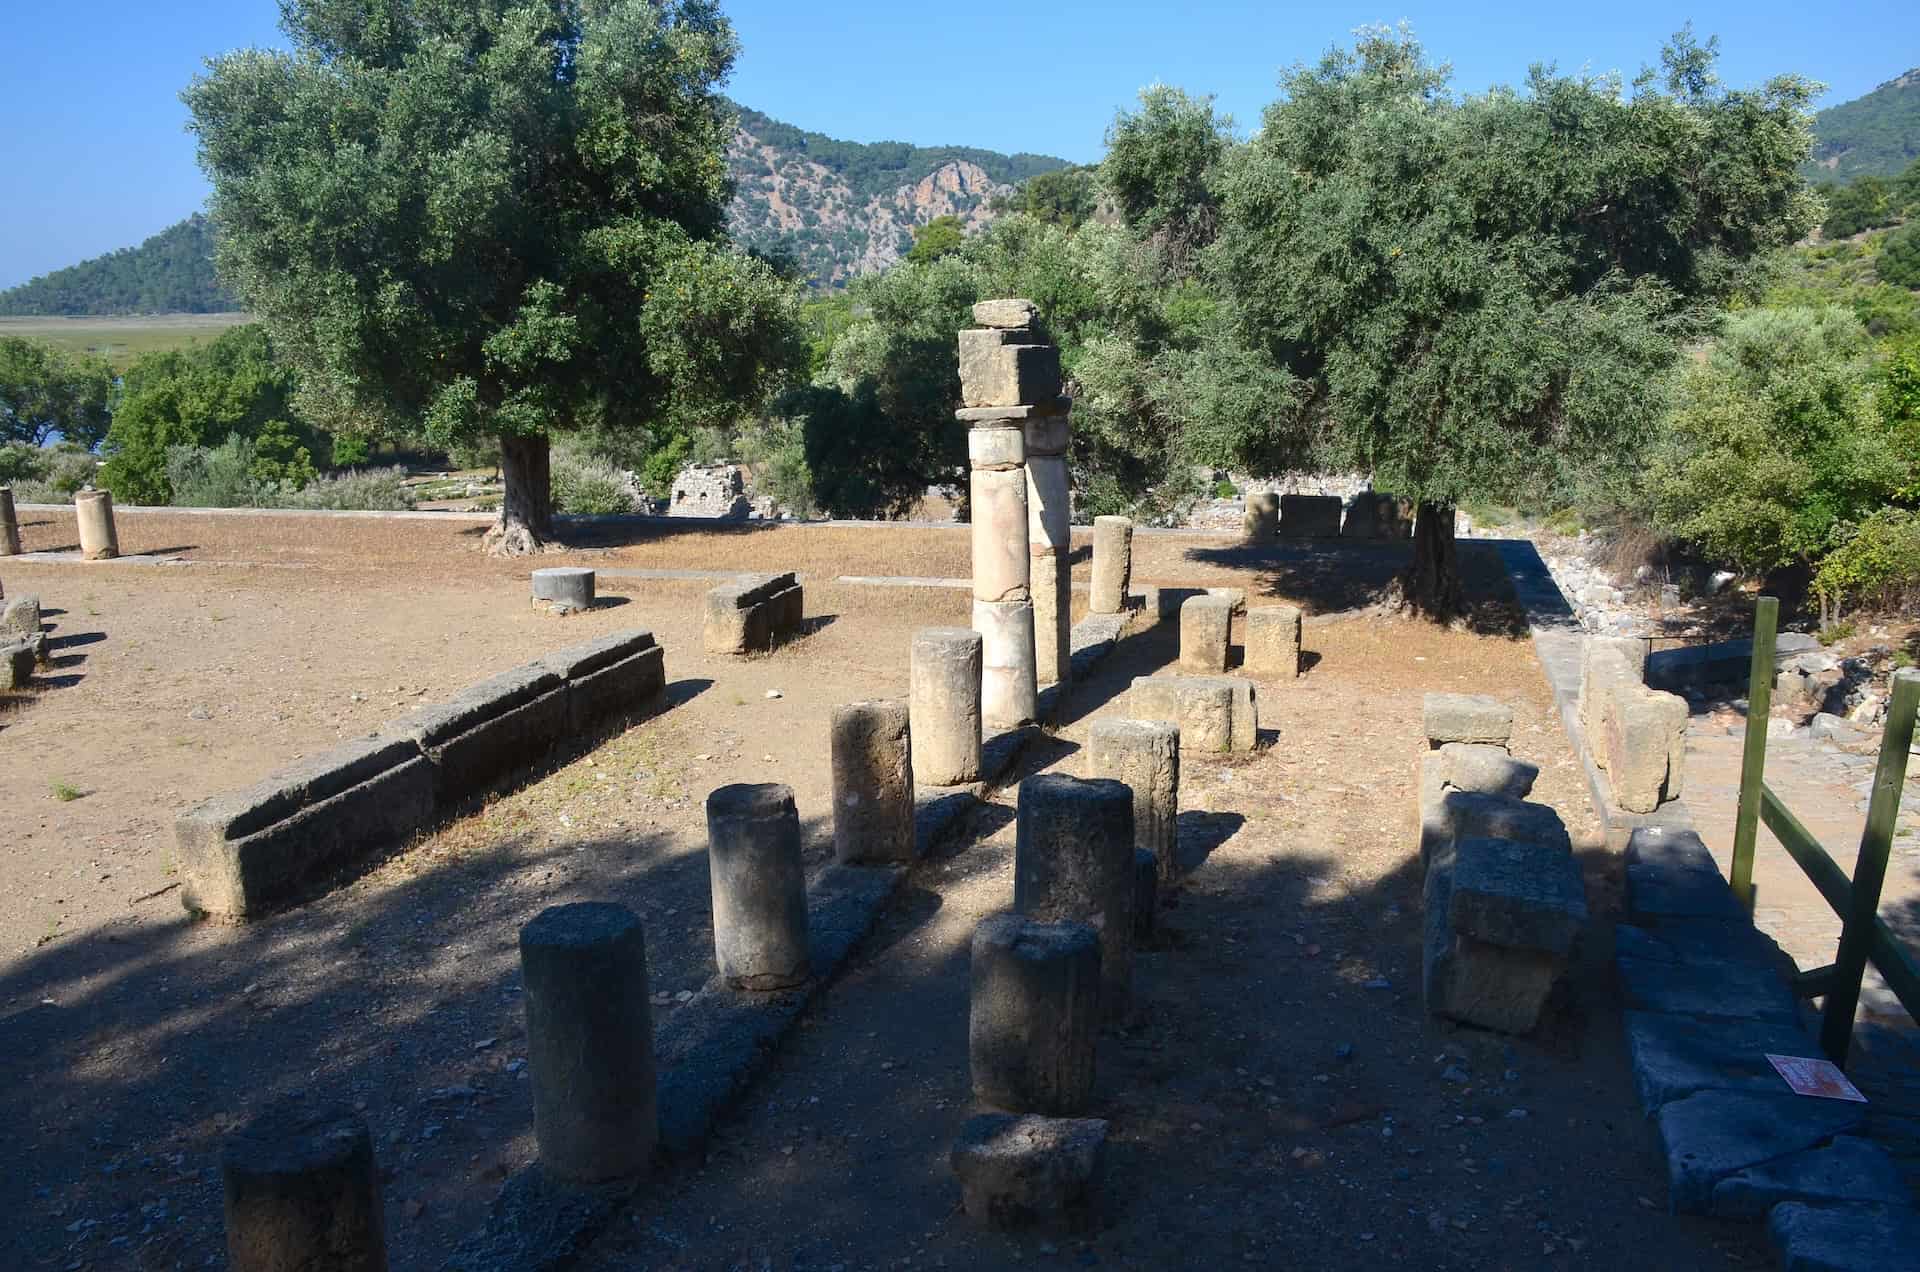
[
  {"left": 484, "top": 433, "right": 554, "bottom": 556},
  {"left": 1399, "top": 499, "right": 1464, "bottom": 618}
]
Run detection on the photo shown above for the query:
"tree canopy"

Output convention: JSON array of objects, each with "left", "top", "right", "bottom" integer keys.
[
  {"left": 186, "top": 0, "right": 803, "bottom": 551},
  {"left": 1201, "top": 25, "right": 1819, "bottom": 611},
  {"left": 0, "top": 338, "right": 115, "bottom": 449}
]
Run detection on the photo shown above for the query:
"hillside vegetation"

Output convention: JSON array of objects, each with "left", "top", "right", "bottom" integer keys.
[
  {"left": 1807, "top": 68, "right": 1920, "bottom": 184},
  {"left": 0, "top": 215, "right": 235, "bottom": 316}
]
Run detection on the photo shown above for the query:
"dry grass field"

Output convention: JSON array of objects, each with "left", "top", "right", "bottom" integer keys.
[{"left": 0, "top": 313, "right": 253, "bottom": 370}]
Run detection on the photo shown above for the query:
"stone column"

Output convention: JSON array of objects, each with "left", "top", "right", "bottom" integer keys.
[
  {"left": 519, "top": 902, "right": 657, "bottom": 1182},
  {"left": 0, "top": 486, "right": 19, "bottom": 556},
  {"left": 959, "top": 299, "right": 1059, "bottom": 727},
  {"left": 1086, "top": 719, "right": 1180, "bottom": 884},
  {"left": 831, "top": 699, "right": 915, "bottom": 864},
  {"left": 223, "top": 1103, "right": 387, "bottom": 1271},
  {"left": 75, "top": 488, "right": 118, "bottom": 560},
  {"left": 1245, "top": 605, "right": 1302, "bottom": 679},
  {"left": 1013, "top": 773, "right": 1136, "bottom": 1019},
  {"left": 1089, "top": 516, "right": 1132, "bottom": 614},
  {"left": 706, "top": 782, "right": 809, "bottom": 989},
  {"left": 911, "top": 627, "right": 983, "bottom": 785},
  {"left": 969, "top": 911, "right": 1101, "bottom": 1114},
  {"left": 1024, "top": 410, "right": 1072, "bottom": 689},
  {"left": 531, "top": 566, "right": 595, "bottom": 614},
  {"left": 1243, "top": 491, "right": 1278, "bottom": 541},
  {"left": 1179, "top": 595, "right": 1233, "bottom": 673}
]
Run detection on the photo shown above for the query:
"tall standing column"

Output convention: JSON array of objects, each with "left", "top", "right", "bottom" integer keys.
[
  {"left": 75, "top": 488, "right": 118, "bottom": 560},
  {"left": 959, "top": 298, "right": 1060, "bottom": 728},
  {"left": 1024, "top": 410, "right": 1072, "bottom": 689}
]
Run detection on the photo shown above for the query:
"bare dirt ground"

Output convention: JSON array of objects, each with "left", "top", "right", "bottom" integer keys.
[{"left": 0, "top": 509, "right": 1763, "bottom": 1270}]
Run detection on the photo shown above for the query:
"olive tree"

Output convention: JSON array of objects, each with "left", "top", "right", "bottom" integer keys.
[
  {"left": 1206, "top": 26, "right": 1819, "bottom": 614},
  {"left": 186, "top": 0, "right": 801, "bottom": 552}
]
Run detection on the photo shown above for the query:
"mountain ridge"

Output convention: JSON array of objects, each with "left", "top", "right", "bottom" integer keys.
[
  {"left": 1806, "top": 67, "right": 1920, "bottom": 185},
  {"left": 0, "top": 107, "right": 1071, "bottom": 315}
]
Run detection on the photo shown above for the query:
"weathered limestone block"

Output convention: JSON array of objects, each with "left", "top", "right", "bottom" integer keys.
[
  {"left": 1419, "top": 788, "right": 1572, "bottom": 869},
  {"left": 831, "top": 699, "right": 915, "bottom": 864},
  {"left": 1422, "top": 692, "right": 1514, "bottom": 749},
  {"left": 1086, "top": 718, "right": 1180, "bottom": 883},
  {"left": 959, "top": 329, "right": 1062, "bottom": 408},
  {"left": 1446, "top": 836, "right": 1587, "bottom": 955},
  {"left": 1014, "top": 774, "right": 1136, "bottom": 1019},
  {"left": 1179, "top": 595, "right": 1233, "bottom": 674},
  {"left": 951, "top": 1113, "right": 1107, "bottom": 1232},
  {"left": 384, "top": 665, "right": 566, "bottom": 804},
  {"left": 1435, "top": 742, "right": 1538, "bottom": 800},
  {"left": 911, "top": 627, "right": 983, "bottom": 786},
  {"left": 1279, "top": 494, "right": 1342, "bottom": 538},
  {"left": 668, "top": 463, "right": 749, "bottom": 519},
  {"left": 973, "top": 298, "right": 1039, "bottom": 329},
  {"left": 1342, "top": 491, "right": 1412, "bottom": 539},
  {"left": 530, "top": 567, "right": 595, "bottom": 615},
  {"left": 519, "top": 902, "right": 657, "bottom": 1182},
  {"left": 0, "top": 485, "right": 18, "bottom": 555},
  {"left": 1244, "top": 605, "right": 1301, "bottom": 680},
  {"left": 975, "top": 598, "right": 1038, "bottom": 728},
  {"left": 1089, "top": 516, "right": 1133, "bottom": 615},
  {"left": 540, "top": 630, "right": 665, "bottom": 735},
  {"left": 1128, "top": 674, "right": 1258, "bottom": 753},
  {"left": 970, "top": 462, "right": 1030, "bottom": 605},
  {"left": 1, "top": 593, "right": 40, "bottom": 641},
  {"left": 222, "top": 1103, "right": 387, "bottom": 1271},
  {"left": 1423, "top": 842, "right": 1577, "bottom": 1035},
  {"left": 1582, "top": 638, "right": 1648, "bottom": 755},
  {"left": 75, "top": 488, "right": 118, "bottom": 560},
  {"left": 0, "top": 639, "right": 33, "bottom": 689},
  {"left": 706, "top": 783, "right": 809, "bottom": 990},
  {"left": 1132, "top": 847, "right": 1157, "bottom": 943},
  {"left": 1243, "top": 491, "right": 1279, "bottom": 541},
  {"left": 702, "top": 572, "right": 802, "bottom": 654},
  {"left": 177, "top": 736, "right": 436, "bottom": 920},
  {"left": 969, "top": 912, "right": 1101, "bottom": 1114},
  {"left": 1603, "top": 684, "right": 1689, "bottom": 813}
]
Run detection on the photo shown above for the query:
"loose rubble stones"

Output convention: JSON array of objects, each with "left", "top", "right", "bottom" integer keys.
[{"left": 951, "top": 1114, "right": 1108, "bottom": 1232}]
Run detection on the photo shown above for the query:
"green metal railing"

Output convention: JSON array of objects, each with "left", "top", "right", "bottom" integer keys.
[{"left": 1729, "top": 594, "right": 1920, "bottom": 1065}]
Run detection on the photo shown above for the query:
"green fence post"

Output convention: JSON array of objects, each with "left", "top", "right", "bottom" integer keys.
[
  {"left": 1819, "top": 667, "right": 1920, "bottom": 1065},
  {"left": 1729, "top": 596, "right": 1779, "bottom": 912}
]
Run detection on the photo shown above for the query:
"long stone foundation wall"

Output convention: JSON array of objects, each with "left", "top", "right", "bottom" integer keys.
[{"left": 176, "top": 630, "right": 667, "bottom": 921}]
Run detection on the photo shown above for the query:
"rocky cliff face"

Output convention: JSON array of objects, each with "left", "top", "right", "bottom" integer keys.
[{"left": 725, "top": 123, "right": 1040, "bottom": 288}]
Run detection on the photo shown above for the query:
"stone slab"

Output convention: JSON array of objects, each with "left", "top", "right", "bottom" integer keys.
[
  {"left": 1423, "top": 692, "right": 1514, "bottom": 748},
  {"left": 178, "top": 734, "right": 423, "bottom": 845},
  {"left": 415, "top": 686, "right": 569, "bottom": 805},
  {"left": 1624, "top": 826, "right": 1720, "bottom": 876},
  {"left": 562, "top": 646, "right": 665, "bottom": 736},
  {"left": 1435, "top": 743, "right": 1537, "bottom": 799},
  {"left": 385, "top": 665, "right": 564, "bottom": 749},
  {"left": 1447, "top": 836, "right": 1588, "bottom": 956},
  {"left": 1656, "top": 1089, "right": 1869, "bottom": 1214},
  {"left": 1614, "top": 919, "right": 1783, "bottom": 970},
  {"left": 1625, "top": 861, "right": 1748, "bottom": 922},
  {"left": 1711, "top": 1135, "right": 1910, "bottom": 1220},
  {"left": 539, "top": 630, "right": 658, "bottom": 683},
  {"left": 1616, "top": 954, "right": 1803, "bottom": 1024},
  {"left": 1622, "top": 1009, "right": 1821, "bottom": 1111},
  {"left": 1421, "top": 790, "right": 1572, "bottom": 869},
  {"left": 654, "top": 863, "right": 905, "bottom": 1154},
  {"left": 1768, "top": 1201, "right": 1920, "bottom": 1272}
]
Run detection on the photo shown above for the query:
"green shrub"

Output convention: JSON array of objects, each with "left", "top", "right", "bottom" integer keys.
[
  {"left": 447, "top": 435, "right": 500, "bottom": 472},
  {"left": 551, "top": 448, "right": 638, "bottom": 516},
  {"left": 2, "top": 443, "right": 97, "bottom": 502},
  {"left": 1817, "top": 620, "right": 1858, "bottom": 645},
  {"left": 1880, "top": 222, "right": 1920, "bottom": 290},
  {"left": 276, "top": 467, "right": 414, "bottom": 511},
  {"left": 166, "top": 435, "right": 271, "bottom": 507},
  {"left": 1814, "top": 507, "right": 1920, "bottom": 619},
  {"left": 734, "top": 417, "right": 814, "bottom": 518},
  {"left": 329, "top": 433, "right": 372, "bottom": 467},
  {"left": 1213, "top": 478, "right": 1238, "bottom": 499}
]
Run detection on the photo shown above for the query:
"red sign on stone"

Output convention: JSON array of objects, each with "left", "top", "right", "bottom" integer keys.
[{"left": 1767, "top": 1054, "right": 1868, "bottom": 1102}]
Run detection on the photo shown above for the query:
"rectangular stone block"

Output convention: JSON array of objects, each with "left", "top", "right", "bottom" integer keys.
[
  {"left": 386, "top": 665, "right": 567, "bottom": 804},
  {"left": 703, "top": 573, "right": 797, "bottom": 654},
  {"left": 1127, "top": 675, "right": 1256, "bottom": 753},
  {"left": 1581, "top": 638, "right": 1647, "bottom": 752},
  {"left": 1656, "top": 1090, "right": 1868, "bottom": 1215},
  {"left": 1447, "top": 836, "right": 1587, "bottom": 957},
  {"left": 1623, "top": 1010, "right": 1824, "bottom": 1112},
  {"left": 1279, "top": 494, "right": 1343, "bottom": 538},
  {"left": 959, "top": 332, "right": 1062, "bottom": 408},
  {"left": 564, "top": 645, "right": 666, "bottom": 735},
  {"left": 177, "top": 737, "right": 435, "bottom": 920},
  {"left": 1178, "top": 595, "right": 1232, "bottom": 674},
  {"left": 1616, "top": 954, "right": 1802, "bottom": 1024},
  {"left": 1341, "top": 491, "right": 1412, "bottom": 538},
  {"left": 1422, "top": 692, "right": 1513, "bottom": 748},
  {"left": 1603, "top": 684, "right": 1688, "bottom": 813},
  {"left": 540, "top": 629, "right": 657, "bottom": 683},
  {"left": 1244, "top": 605, "right": 1300, "bottom": 680},
  {"left": 1423, "top": 855, "right": 1564, "bottom": 1034},
  {"left": 1420, "top": 789, "right": 1572, "bottom": 868},
  {"left": 1433, "top": 742, "right": 1537, "bottom": 799}
]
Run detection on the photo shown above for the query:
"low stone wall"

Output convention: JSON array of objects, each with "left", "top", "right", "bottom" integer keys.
[
  {"left": 703, "top": 572, "right": 804, "bottom": 654},
  {"left": 176, "top": 631, "right": 666, "bottom": 920}
]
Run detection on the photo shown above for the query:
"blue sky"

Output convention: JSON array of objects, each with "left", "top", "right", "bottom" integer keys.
[{"left": 2, "top": 0, "right": 1915, "bottom": 290}]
